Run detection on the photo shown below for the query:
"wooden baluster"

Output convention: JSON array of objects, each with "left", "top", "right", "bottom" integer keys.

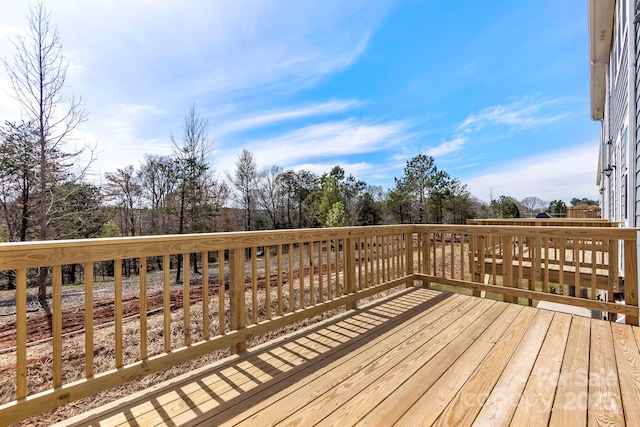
[
  {"left": 277, "top": 245, "right": 283, "bottom": 316},
  {"left": 502, "top": 236, "right": 513, "bottom": 303},
  {"left": 265, "top": 247, "right": 271, "bottom": 319},
  {"left": 229, "top": 248, "right": 246, "bottom": 353},
  {"left": 309, "top": 242, "right": 315, "bottom": 305},
  {"left": 460, "top": 234, "right": 465, "bottom": 281},
  {"left": 16, "top": 268, "right": 27, "bottom": 398},
  {"left": 424, "top": 232, "right": 431, "bottom": 288},
  {"left": 362, "top": 236, "right": 374, "bottom": 288},
  {"left": 542, "top": 237, "right": 549, "bottom": 295},
  {"left": 299, "top": 242, "right": 305, "bottom": 309},
  {"left": 345, "top": 237, "right": 356, "bottom": 310},
  {"left": 574, "top": 240, "right": 580, "bottom": 299},
  {"left": 183, "top": 253, "right": 190, "bottom": 345},
  {"left": 251, "top": 247, "right": 258, "bottom": 324},
  {"left": 441, "top": 233, "right": 446, "bottom": 280},
  {"left": 202, "top": 251, "right": 210, "bottom": 338},
  {"left": 517, "top": 236, "right": 524, "bottom": 294},
  {"left": 326, "top": 240, "right": 332, "bottom": 300},
  {"left": 335, "top": 239, "right": 340, "bottom": 297},
  {"left": 163, "top": 255, "right": 171, "bottom": 351},
  {"left": 219, "top": 250, "right": 225, "bottom": 333},
  {"left": 356, "top": 237, "right": 362, "bottom": 291},
  {"left": 84, "top": 263, "right": 94, "bottom": 378},
  {"left": 289, "top": 244, "right": 295, "bottom": 312},
  {"left": 114, "top": 261, "right": 123, "bottom": 368},
  {"left": 450, "top": 233, "right": 455, "bottom": 280},
  {"left": 591, "top": 239, "right": 597, "bottom": 300},
  {"left": 406, "top": 232, "right": 414, "bottom": 288},
  {"left": 558, "top": 239, "right": 565, "bottom": 295},
  {"left": 529, "top": 236, "right": 536, "bottom": 305},
  {"left": 377, "top": 235, "right": 382, "bottom": 285},
  {"left": 319, "top": 242, "right": 324, "bottom": 303},
  {"left": 139, "top": 256, "right": 147, "bottom": 359}
]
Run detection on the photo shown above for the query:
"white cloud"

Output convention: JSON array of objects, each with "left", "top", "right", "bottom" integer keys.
[
  {"left": 459, "top": 97, "right": 567, "bottom": 133},
  {"left": 215, "top": 100, "right": 363, "bottom": 136},
  {"left": 213, "top": 118, "right": 410, "bottom": 179},
  {"left": 425, "top": 136, "right": 467, "bottom": 157},
  {"left": 247, "top": 119, "right": 409, "bottom": 165},
  {"left": 463, "top": 142, "right": 599, "bottom": 203}
]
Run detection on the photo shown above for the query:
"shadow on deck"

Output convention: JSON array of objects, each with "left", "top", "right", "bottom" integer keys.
[{"left": 57, "top": 287, "right": 640, "bottom": 427}]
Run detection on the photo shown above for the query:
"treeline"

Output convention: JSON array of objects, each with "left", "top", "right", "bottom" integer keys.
[{"left": 0, "top": 116, "right": 478, "bottom": 243}]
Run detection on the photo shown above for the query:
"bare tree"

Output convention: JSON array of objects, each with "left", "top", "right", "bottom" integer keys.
[
  {"left": 256, "top": 165, "right": 283, "bottom": 229},
  {"left": 230, "top": 149, "right": 259, "bottom": 231},
  {"left": 138, "top": 154, "right": 176, "bottom": 234},
  {"left": 171, "top": 103, "right": 213, "bottom": 281},
  {"left": 520, "top": 196, "right": 548, "bottom": 216},
  {"left": 3, "top": 2, "right": 89, "bottom": 305},
  {"left": 104, "top": 166, "right": 142, "bottom": 237}
]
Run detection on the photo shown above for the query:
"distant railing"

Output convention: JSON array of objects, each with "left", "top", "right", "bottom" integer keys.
[
  {"left": 414, "top": 224, "right": 637, "bottom": 324},
  {"left": 0, "top": 223, "right": 638, "bottom": 424}
]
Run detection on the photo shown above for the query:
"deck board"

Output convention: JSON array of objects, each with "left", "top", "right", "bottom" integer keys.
[
  {"left": 54, "top": 288, "right": 640, "bottom": 427},
  {"left": 510, "top": 312, "right": 572, "bottom": 426}
]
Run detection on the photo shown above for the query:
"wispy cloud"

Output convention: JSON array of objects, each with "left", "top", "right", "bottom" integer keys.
[
  {"left": 425, "top": 136, "right": 467, "bottom": 157},
  {"left": 215, "top": 118, "right": 410, "bottom": 173},
  {"left": 458, "top": 97, "right": 567, "bottom": 132},
  {"left": 215, "top": 100, "right": 363, "bottom": 136}
]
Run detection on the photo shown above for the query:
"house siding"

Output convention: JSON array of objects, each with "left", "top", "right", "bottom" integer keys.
[
  {"left": 635, "top": 9, "right": 640, "bottom": 225},
  {"left": 607, "top": 44, "right": 627, "bottom": 220}
]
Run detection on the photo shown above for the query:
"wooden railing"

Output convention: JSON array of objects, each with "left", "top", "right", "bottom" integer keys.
[
  {"left": 414, "top": 225, "right": 638, "bottom": 324},
  {"left": 0, "top": 224, "right": 638, "bottom": 424},
  {"left": 0, "top": 226, "right": 414, "bottom": 425}
]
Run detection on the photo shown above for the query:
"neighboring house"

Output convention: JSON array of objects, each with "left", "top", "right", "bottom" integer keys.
[
  {"left": 566, "top": 203, "right": 602, "bottom": 218},
  {"left": 590, "top": 0, "right": 635, "bottom": 224}
]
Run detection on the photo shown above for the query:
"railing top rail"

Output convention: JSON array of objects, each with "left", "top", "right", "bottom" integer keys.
[
  {"left": 415, "top": 224, "right": 638, "bottom": 240},
  {"left": 0, "top": 225, "right": 415, "bottom": 270},
  {"left": 467, "top": 218, "right": 619, "bottom": 226},
  {"left": 0, "top": 223, "right": 636, "bottom": 270}
]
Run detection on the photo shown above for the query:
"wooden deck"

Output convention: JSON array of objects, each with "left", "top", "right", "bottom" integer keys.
[{"left": 55, "top": 287, "right": 640, "bottom": 427}]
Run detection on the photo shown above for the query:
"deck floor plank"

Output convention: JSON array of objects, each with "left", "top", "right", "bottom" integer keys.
[
  {"left": 510, "top": 312, "right": 572, "bottom": 426},
  {"left": 389, "top": 304, "right": 528, "bottom": 427},
  {"left": 217, "top": 294, "right": 476, "bottom": 426},
  {"left": 52, "top": 288, "right": 640, "bottom": 427},
  {"left": 247, "top": 303, "right": 495, "bottom": 425},
  {"left": 611, "top": 323, "right": 640, "bottom": 426},
  {"left": 430, "top": 306, "right": 538, "bottom": 427},
  {"left": 549, "top": 315, "right": 591, "bottom": 427},
  {"left": 587, "top": 320, "right": 624, "bottom": 426},
  {"left": 129, "top": 291, "right": 445, "bottom": 427},
  {"left": 63, "top": 289, "right": 444, "bottom": 427},
  {"left": 466, "top": 309, "right": 555, "bottom": 427},
  {"left": 301, "top": 300, "right": 508, "bottom": 427}
]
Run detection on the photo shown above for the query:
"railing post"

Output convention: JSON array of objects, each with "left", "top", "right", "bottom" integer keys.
[
  {"left": 502, "top": 235, "right": 514, "bottom": 303},
  {"left": 472, "top": 235, "right": 483, "bottom": 297},
  {"left": 422, "top": 229, "right": 431, "bottom": 288},
  {"left": 624, "top": 236, "right": 639, "bottom": 326},
  {"left": 229, "top": 248, "right": 247, "bottom": 353},
  {"left": 406, "top": 232, "right": 414, "bottom": 288},
  {"left": 345, "top": 237, "right": 357, "bottom": 310}
]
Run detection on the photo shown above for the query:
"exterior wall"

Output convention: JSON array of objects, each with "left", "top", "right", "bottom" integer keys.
[
  {"left": 601, "top": 0, "right": 630, "bottom": 225},
  {"left": 635, "top": 3, "right": 640, "bottom": 225}
]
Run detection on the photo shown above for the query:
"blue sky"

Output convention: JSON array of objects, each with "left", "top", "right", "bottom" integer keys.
[{"left": 0, "top": 0, "right": 599, "bottom": 203}]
